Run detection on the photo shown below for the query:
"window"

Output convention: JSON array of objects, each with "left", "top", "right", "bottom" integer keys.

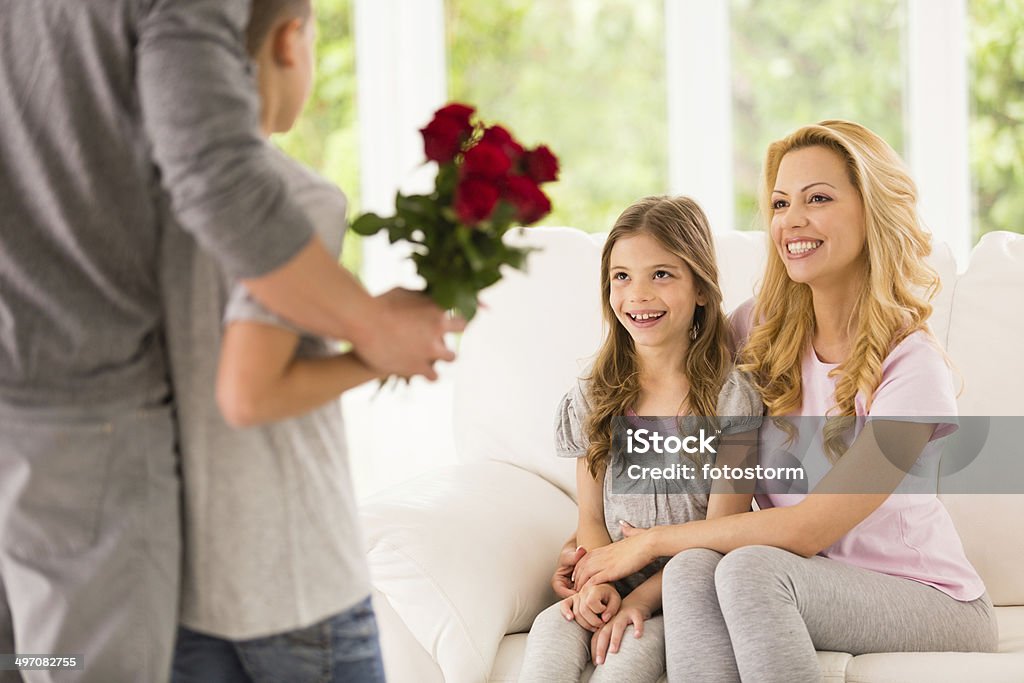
[
  {"left": 968, "top": 0, "right": 1024, "bottom": 243},
  {"left": 446, "top": 0, "right": 667, "bottom": 233},
  {"left": 730, "top": 0, "right": 906, "bottom": 231},
  {"left": 275, "top": 0, "right": 362, "bottom": 273}
]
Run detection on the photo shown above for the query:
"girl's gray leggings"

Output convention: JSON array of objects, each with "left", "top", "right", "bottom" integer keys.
[
  {"left": 662, "top": 545, "right": 997, "bottom": 683},
  {"left": 519, "top": 603, "right": 665, "bottom": 682}
]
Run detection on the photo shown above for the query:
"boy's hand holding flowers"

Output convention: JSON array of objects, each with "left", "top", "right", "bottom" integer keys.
[{"left": 351, "top": 103, "right": 559, "bottom": 321}]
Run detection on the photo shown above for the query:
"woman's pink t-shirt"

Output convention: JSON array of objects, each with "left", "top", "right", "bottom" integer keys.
[{"left": 731, "top": 298, "right": 985, "bottom": 601}]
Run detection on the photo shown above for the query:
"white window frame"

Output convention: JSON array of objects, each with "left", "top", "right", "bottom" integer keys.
[
  {"left": 906, "top": 0, "right": 971, "bottom": 268},
  {"left": 665, "top": 0, "right": 734, "bottom": 234},
  {"left": 354, "top": 0, "right": 447, "bottom": 294}
]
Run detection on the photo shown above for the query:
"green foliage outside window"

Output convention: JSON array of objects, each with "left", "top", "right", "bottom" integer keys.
[
  {"left": 273, "top": 0, "right": 363, "bottom": 273},
  {"left": 969, "top": 0, "right": 1024, "bottom": 242},
  {"left": 446, "top": 0, "right": 667, "bottom": 234},
  {"left": 730, "top": 0, "right": 905, "bottom": 232}
]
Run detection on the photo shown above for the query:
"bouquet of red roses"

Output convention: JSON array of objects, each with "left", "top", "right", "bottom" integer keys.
[{"left": 351, "top": 103, "right": 559, "bottom": 321}]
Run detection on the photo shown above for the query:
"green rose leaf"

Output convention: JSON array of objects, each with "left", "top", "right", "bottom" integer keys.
[
  {"left": 455, "top": 226, "right": 485, "bottom": 272},
  {"left": 350, "top": 212, "right": 392, "bottom": 236},
  {"left": 428, "top": 277, "right": 458, "bottom": 311},
  {"left": 453, "top": 285, "right": 479, "bottom": 322},
  {"left": 396, "top": 193, "right": 440, "bottom": 224}
]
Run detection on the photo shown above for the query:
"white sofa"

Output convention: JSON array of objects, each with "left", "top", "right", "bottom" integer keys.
[{"left": 360, "top": 227, "right": 1024, "bottom": 682}]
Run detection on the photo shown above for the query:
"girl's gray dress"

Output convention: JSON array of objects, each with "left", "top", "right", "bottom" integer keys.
[{"left": 518, "top": 368, "right": 763, "bottom": 682}]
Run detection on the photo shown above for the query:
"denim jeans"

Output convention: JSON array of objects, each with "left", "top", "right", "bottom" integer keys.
[{"left": 172, "top": 596, "right": 386, "bottom": 683}]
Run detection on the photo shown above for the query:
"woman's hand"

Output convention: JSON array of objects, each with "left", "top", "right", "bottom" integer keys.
[
  {"left": 558, "top": 582, "right": 621, "bottom": 632},
  {"left": 551, "top": 541, "right": 586, "bottom": 599},
  {"left": 589, "top": 600, "right": 653, "bottom": 666},
  {"left": 574, "top": 521, "right": 658, "bottom": 589}
]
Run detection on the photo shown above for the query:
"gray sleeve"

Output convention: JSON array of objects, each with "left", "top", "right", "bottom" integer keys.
[
  {"left": 554, "top": 379, "right": 592, "bottom": 458},
  {"left": 288, "top": 173, "right": 348, "bottom": 259},
  {"left": 224, "top": 281, "right": 335, "bottom": 360},
  {"left": 224, "top": 156, "right": 349, "bottom": 336},
  {"left": 224, "top": 283, "right": 306, "bottom": 335},
  {"left": 136, "top": 0, "right": 314, "bottom": 279},
  {"left": 717, "top": 369, "right": 764, "bottom": 435}
]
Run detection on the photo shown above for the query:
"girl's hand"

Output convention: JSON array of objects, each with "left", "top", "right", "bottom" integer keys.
[
  {"left": 589, "top": 602, "right": 652, "bottom": 665},
  {"left": 574, "top": 521, "right": 657, "bottom": 589},
  {"left": 558, "top": 583, "right": 621, "bottom": 632}
]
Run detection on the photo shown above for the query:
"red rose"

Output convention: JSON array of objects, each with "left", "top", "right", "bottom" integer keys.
[
  {"left": 461, "top": 141, "right": 512, "bottom": 180},
  {"left": 420, "top": 103, "right": 476, "bottom": 163},
  {"left": 503, "top": 175, "right": 551, "bottom": 224},
  {"left": 522, "top": 145, "right": 559, "bottom": 183},
  {"left": 436, "top": 103, "right": 474, "bottom": 129},
  {"left": 454, "top": 177, "right": 500, "bottom": 225},
  {"left": 421, "top": 117, "right": 465, "bottom": 163},
  {"left": 481, "top": 125, "right": 525, "bottom": 164}
]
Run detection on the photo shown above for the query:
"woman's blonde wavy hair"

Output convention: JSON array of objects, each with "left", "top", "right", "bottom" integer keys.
[
  {"left": 584, "top": 196, "right": 732, "bottom": 477},
  {"left": 738, "top": 120, "right": 940, "bottom": 461}
]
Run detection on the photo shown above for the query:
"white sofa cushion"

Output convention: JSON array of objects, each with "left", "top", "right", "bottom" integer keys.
[
  {"left": 371, "top": 589, "right": 444, "bottom": 683},
  {"left": 926, "top": 241, "right": 958, "bottom": 347},
  {"left": 843, "top": 607, "right": 1024, "bottom": 682},
  {"left": 488, "top": 634, "right": 854, "bottom": 682},
  {"left": 940, "top": 232, "right": 1024, "bottom": 607},
  {"left": 945, "top": 231, "right": 1024, "bottom": 416},
  {"left": 713, "top": 230, "right": 769, "bottom": 312},
  {"left": 362, "top": 462, "right": 576, "bottom": 683},
  {"left": 453, "top": 228, "right": 602, "bottom": 497}
]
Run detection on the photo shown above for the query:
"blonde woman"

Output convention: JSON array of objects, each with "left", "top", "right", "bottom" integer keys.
[
  {"left": 520, "top": 196, "right": 762, "bottom": 681},
  {"left": 568, "top": 122, "right": 997, "bottom": 682}
]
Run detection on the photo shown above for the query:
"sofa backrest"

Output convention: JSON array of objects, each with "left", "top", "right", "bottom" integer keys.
[
  {"left": 938, "top": 231, "right": 1024, "bottom": 606},
  {"left": 453, "top": 228, "right": 600, "bottom": 498},
  {"left": 453, "top": 227, "right": 1023, "bottom": 605}
]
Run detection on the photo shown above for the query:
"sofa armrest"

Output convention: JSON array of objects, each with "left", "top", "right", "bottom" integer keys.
[
  {"left": 370, "top": 589, "right": 444, "bottom": 683},
  {"left": 360, "top": 461, "right": 577, "bottom": 683}
]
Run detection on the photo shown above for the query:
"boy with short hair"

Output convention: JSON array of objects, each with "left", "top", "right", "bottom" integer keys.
[{"left": 162, "top": 1, "right": 386, "bottom": 680}]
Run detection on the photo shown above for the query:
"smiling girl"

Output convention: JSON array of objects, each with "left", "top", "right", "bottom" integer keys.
[{"left": 518, "top": 196, "right": 762, "bottom": 682}]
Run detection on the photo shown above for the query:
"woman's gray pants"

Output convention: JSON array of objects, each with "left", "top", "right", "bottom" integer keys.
[{"left": 662, "top": 545, "right": 997, "bottom": 683}]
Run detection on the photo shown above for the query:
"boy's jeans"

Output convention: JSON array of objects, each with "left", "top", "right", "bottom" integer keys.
[{"left": 172, "top": 597, "right": 385, "bottom": 683}]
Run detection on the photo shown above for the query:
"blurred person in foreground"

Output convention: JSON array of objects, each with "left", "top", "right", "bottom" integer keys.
[{"left": 0, "top": 1, "right": 460, "bottom": 681}]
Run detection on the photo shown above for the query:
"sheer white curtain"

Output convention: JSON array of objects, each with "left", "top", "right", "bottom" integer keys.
[{"left": 347, "top": 0, "right": 456, "bottom": 499}]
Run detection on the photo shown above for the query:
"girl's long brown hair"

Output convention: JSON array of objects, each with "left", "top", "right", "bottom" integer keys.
[{"left": 584, "top": 196, "right": 732, "bottom": 477}]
